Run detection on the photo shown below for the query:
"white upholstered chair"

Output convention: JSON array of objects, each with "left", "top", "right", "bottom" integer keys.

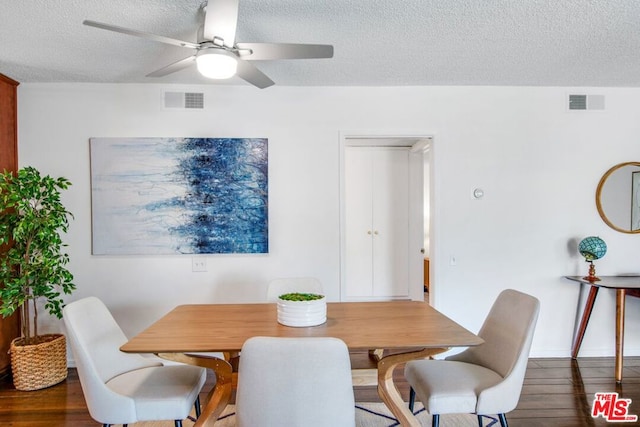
[
  {"left": 404, "top": 289, "right": 540, "bottom": 427},
  {"left": 63, "top": 297, "right": 207, "bottom": 427},
  {"left": 236, "top": 336, "right": 356, "bottom": 427},
  {"left": 266, "top": 277, "right": 323, "bottom": 301}
]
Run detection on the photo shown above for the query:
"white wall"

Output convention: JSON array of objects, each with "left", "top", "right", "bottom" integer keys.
[{"left": 17, "top": 83, "right": 640, "bottom": 358}]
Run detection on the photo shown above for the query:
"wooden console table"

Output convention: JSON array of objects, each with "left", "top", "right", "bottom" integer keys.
[{"left": 565, "top": 275, "right": 640, "bottom": 383}]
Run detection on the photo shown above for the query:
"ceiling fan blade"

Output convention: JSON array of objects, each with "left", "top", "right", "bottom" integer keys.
[
  {"left": 83, "top": 20, "right": 200, "bottom": 49},
  {"left": 236, "top": 43, "right": 334, "bottom": 60},
  {"left": 235, "top": 59, "right": 274, "bottom": 89},
  {"left": 146, "top": 56, "right": 197, "bottom": 77},
  {"left": 203, "top": 0, "right": 239, "bottom": 47}
]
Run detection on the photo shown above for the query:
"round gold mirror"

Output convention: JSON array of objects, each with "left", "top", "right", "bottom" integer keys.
[{"left": 596, "top": 162, "right": 640, "bottom": 234}]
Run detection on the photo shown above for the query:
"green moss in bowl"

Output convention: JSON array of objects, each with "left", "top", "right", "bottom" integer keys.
[{"left": 278, "top": 292, "right": 325, "bottom": 301}]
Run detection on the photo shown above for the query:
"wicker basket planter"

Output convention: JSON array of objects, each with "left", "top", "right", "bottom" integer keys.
[{"left": 10, "top": 334, "right": 68, "bottom": 391}]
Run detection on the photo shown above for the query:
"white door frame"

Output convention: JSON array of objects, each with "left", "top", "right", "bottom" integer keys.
[{"left": 339, "top": 131, "right": 434, "bottom": 301}]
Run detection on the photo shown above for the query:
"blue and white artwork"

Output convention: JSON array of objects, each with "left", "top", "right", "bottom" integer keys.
[{"left": 90, "top": 137, "right": 268, "bottom": 255}]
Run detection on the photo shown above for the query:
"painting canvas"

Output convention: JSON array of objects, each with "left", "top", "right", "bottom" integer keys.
[{"left": 90, "top": 137, "right": 268, "bottom": 255}]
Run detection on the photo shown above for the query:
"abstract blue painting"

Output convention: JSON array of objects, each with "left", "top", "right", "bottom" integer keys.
[{"left": 90, "top": 137, "right": 268, "bottom": 255}]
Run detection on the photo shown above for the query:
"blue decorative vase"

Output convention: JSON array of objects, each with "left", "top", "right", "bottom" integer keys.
[
  {"left": 578, "top": 236, "right": 607, "bottom": 281},
  {"left": 578, "top": 236, "right": 607, "bottom": 261}
]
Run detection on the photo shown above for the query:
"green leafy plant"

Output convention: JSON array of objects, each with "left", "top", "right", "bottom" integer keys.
[
  {"left": 278, "top": 292, "right": 324, "bottom": 301},
  {"left": 0, "top": 167, "right": 75, "bottom": 345}
]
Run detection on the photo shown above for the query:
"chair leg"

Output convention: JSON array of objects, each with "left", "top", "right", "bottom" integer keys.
[
  {"left": 194, "top": 395, "right": 201, "bottom": 418},
  {"left": 432, "top": 414, "right": 440, "bottom": 427},
  {"left": 174, "top": 421, "right": 182, "bottom": 427},
  {"left": 498, "top": 413, "right": 508, "bottom": 427},
  {"left": 409, "top": 387, "right": 416, "bottom": 411},
  {"left": 477, "top": 414, "right": 483, "bottom": 426}
]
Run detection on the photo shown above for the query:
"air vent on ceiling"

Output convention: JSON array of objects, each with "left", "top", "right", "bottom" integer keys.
[
  {"left": 163, "top": 91, "right": 204, "bottom": 109},
  {"left": 568, "top": 94, "right": 605, "bottom": 111}
]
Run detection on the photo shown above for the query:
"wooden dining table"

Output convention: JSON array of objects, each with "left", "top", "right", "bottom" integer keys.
[{"left": 121, "top": 301, "right": 483, "bottom": 427}]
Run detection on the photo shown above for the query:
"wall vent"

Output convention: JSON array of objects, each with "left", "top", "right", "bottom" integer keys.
[
  {"left": 568, "top": 94, "right": 605, "bottom": 111},
  {"left": 163, "top": 91, "right": 204, "bottom": 109}
]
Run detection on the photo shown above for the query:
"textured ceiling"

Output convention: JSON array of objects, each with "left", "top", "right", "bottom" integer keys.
[{"left": 1, "top": 0, "right": 640, "bottom": 87}]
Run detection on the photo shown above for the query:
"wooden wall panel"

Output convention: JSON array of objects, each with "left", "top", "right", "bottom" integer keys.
[{"left": 0, "top": 73, "right": 20, "bottom": 375}]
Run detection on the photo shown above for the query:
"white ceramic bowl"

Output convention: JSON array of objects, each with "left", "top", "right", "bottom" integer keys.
[{"left": 277, "top": 296, "right": 327, "bottom": 327}]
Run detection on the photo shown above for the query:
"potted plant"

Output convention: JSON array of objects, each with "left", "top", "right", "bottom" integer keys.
[
  {"left": 277, "top": 292, "right": 326, "bottom": 327},
  {"left": 0, "top": 167, "right": 75, "bottom": 390}
]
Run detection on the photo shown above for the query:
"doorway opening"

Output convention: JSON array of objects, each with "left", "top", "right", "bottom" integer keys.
[{"left": 339, "top": 134, "right": 433, "bottom": 302}]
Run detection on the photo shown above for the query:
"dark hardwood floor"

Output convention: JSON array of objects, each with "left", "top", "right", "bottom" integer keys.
[{"left": 1, "top": 356, "right": 639, "bottom": 426}]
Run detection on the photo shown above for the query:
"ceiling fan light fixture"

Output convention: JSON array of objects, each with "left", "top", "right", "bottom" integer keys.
[{"left": 196, "top": 49, "right": 237, "bottom": 79}]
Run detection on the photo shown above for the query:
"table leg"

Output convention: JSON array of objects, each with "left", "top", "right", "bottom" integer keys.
[
  {"left": 157, "top": 353, "right": 233, "bottom": 427},
  {"left": 377, "top": 348, "right": 447, "bottom": 427},
  {"left": 572, "top": 285, "right": 599, "bottom": 359},
  {"left": 369, "top": 348, "right": 384, "bottom": 361},
  {"left": 615, "top": 289, "right": 626, "bottom": 383}
]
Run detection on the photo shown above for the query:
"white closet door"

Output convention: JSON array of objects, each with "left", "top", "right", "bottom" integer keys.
[
  {"left": 344, "top": 147, "right": 409, "bottom": 299},
  {"left": 372, "top": 149, "right": 409, "bottom": 297},
  {"left": 344, "top": 147, "right": 374, "bottom": 297}
]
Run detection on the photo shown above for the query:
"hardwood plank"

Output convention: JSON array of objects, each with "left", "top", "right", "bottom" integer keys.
[{"left": 520, "top": 383, "right": 581, "bottom": 395}]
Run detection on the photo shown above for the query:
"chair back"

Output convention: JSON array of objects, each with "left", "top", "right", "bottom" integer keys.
[
  {"left": 236, "top": 336, "right": 356, "bottom": 427},
  {"left": 266, "top": 277, "right": 323, "bottom": 301},
  {"left": 447, "top": 288, "right": 540, "bottom": 413},
  {"left": 63, "top": 297, "right": 161, "bottom": 421}
]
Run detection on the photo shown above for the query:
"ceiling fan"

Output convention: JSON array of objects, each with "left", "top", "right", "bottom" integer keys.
[{"left": 83, "top": 0, "right": 334, "bottom": 89}]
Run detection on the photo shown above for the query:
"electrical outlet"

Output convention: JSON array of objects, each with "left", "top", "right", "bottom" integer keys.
[{"left": 192, "top": 257, "right": 207, "bottom": 272}]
